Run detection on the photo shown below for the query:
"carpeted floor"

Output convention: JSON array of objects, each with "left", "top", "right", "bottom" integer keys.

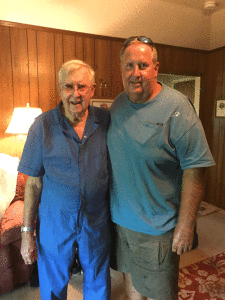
[{"left": 179, "top": 252, "right": 225, "bottom": 300}]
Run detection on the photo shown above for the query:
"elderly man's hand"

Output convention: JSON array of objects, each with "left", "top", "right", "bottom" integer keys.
[
  {"left": 21, "top": 232, "right": 38, "bottom": 265},
  {"left": 172, "top": 223, "right": 194, "bottom": 255}
]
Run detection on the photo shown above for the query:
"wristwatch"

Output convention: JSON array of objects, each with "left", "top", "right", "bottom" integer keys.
[{"left": 21, "top": 225, "right": 34, "bottom": 232}]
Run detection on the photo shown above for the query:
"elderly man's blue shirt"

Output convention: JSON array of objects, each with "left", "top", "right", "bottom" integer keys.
[{"left": 18, "top": 102, "right": 110, "bottom": 226}]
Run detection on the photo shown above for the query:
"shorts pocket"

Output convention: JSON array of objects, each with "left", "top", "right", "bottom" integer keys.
[
  {"left": 159, "top": 240, "right": 180, "bottom": 271},
  {"left": 130, "top": 240, "right": 161, "bottom": 271}
]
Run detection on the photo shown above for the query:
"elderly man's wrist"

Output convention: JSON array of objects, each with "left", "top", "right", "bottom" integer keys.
[{"left": 21, "top": 225, "right": 34, "bottom": 233}]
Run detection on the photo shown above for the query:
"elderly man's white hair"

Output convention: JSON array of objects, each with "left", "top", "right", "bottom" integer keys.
[{"left": 58, "top": 60, "right": 95, "bottom": 84}]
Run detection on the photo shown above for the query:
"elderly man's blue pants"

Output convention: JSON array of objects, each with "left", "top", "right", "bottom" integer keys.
[{"left": 36, "top": 208, "right": 111, "bottom": 300}]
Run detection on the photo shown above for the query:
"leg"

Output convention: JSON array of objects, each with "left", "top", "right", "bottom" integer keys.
[
  {"left": 123, "top": 273, "right": 150, "bottom": 300},
  {"left": 111, "top": 224, "right": 153, "bottom": 300},
  {"left": 123, "top": 272, "right": 177, "bottom": 300},
  {"left": 36, "top": 208, "right": 77, "bottom": 300},
  {"left": 78, "top": 219, "right": 111, "bottom": 300},
  {"left": 37, "top": 239, "right": 72, "bottom": 300},
  {"left": 128, "top": 229, "right": 179, "bottom": 300},
  {"left": 112, "top": 224, "right": 179, "bottom": 300},
  {"left": 36, "top": 232, "right": 78, "bottom": 300}
]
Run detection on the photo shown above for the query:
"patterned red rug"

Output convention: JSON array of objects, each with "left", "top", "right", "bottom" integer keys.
[{"left": 179, "top": 253, "right": 225, "bottom": 300}]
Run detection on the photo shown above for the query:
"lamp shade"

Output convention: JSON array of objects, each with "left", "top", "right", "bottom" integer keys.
[
  {"left": 204, "top": 1, "right": 217, "bottom": 10},
  {"left": 6, "top": 103, "right": 42, "bottom": 134}
]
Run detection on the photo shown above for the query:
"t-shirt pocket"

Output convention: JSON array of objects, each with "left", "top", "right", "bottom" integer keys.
[{"left": 127, "top": 121, "right": 163, "bottom": 146}]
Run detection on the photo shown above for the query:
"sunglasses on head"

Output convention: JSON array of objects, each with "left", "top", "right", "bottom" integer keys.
[
  {"left": 123, "top": 36, "right": 155, "bottom": 48},
  {"left": 120, "top": 36, "right": 155, "bottom": 58}
]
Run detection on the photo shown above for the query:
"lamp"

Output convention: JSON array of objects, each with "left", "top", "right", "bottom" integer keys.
[
  {"left": 6, "top": 103, "right": 42, "bottom": 140},
  {"left": 204, "top": 1, "right": 218, "bottom": 11}
]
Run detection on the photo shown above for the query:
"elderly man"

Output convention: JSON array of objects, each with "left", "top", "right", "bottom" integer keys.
[
  {"left": 107, "top": 36, "right": 215, "bottom": 300},
  {"left": 19, "top": 60, "right": 111, "bottom": 300}
]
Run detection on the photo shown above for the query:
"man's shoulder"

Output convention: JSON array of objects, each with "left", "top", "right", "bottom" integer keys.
[
  {"left": 91, "top": 105, "right": 110, "bottom": 118},
  {"left": 30, "top": 106, "right": 59, "bottom": 134},
  {"left": 114, "top": 92, "right": 127, "bottom": 103},
  {"left": 109, "top": 92, "right": 127, "bottom": 113},
  {"left": 159, "top": 84, "right": 196, "bottom": 112},
  {"left": 90, "top": 105, "right": 111, "bottom": 126},
  {"left": 160, "top": 84, "right": 188, "bottom": 102}
]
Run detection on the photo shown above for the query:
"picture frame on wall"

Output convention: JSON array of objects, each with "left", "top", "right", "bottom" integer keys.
[
  {"left": 90, "top": 99, "right": 114, "bottom": 110},
  {"left": 216, "top": 100, "right": 225, "bottom": 117}
]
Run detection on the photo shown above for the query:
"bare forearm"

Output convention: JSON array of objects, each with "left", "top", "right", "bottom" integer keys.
[
  {"left": 172, "top": 168, "right": 206, "bottom": 254},
  {"left": 21, "top": 176, "right": 42, "bottom": 265},
  {"left": 23, "top": 176, "right": 43, "bottom": 227},
  {"left": 177, "top": 168, "right": 206, "bottom": 227}
]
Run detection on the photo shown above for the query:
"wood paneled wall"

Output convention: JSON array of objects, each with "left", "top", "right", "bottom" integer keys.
[
  {"left": 157, "top": 44, "right": 207, "bottom": 77},
  {"left": 0, "top": 20, "right": 224, "bottom": 209},
  {"left": 204, "top": 47, "right": 225, "bottom": 209},
  {"left": 0, "top": 21, "right": 124, "bottom": 133},
  {"left": 0, "top": 21, "right": 208, "bottom": 133}
]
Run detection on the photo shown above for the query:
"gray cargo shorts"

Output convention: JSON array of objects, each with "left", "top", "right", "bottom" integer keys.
[{"left": 111, "top": 223, "right": 180, "bottom": 300}]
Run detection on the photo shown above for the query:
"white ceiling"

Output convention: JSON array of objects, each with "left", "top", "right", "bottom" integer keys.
[
  {"left": 1, "top": 0, "right": 225, "bottom": 50},
  {"left": 162, "top": 0, "right": 225, "bottom": 12}
]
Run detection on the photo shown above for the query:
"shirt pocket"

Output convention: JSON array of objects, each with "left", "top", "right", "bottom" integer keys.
[
  {"left": 132, "top": 122, "right": 163, "bottom": 146},
  {"left": 43, "top": 156, "right": 72, "bottom": 183}
]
